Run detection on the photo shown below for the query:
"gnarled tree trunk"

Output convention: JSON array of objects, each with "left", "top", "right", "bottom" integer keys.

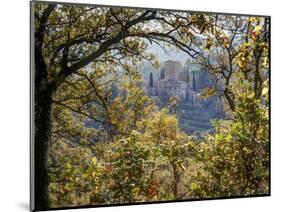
[
  {"left": 33, "top": 41, "right": 55, "bottom": 209},
  {"left": 34, "top": 86, "right": 52, "bottom": 210}
]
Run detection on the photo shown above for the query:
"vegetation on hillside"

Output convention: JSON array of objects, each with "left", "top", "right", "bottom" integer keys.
[{"left": 33, "top": 2, "right": 269, "bottom": 209}]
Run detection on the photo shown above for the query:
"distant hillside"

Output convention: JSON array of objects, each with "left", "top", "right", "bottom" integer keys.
[{"left": 142, "top": 59, "right": 225, "bottom": 134}]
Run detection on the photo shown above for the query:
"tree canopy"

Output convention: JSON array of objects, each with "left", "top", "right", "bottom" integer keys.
[{"left": 32, "top": 2, "right": 269, "bottom": 210}]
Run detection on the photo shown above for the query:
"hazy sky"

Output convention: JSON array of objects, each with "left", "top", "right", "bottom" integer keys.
[{"left": 147, "top": 43, "right": 191, "bottom": 65}]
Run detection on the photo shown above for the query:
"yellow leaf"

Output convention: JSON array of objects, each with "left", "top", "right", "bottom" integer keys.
[
  {"left": 262, "top": 57, "right": 269, "bottom": 68},
  {"left": 253, "top": 25, "right": 262, "bottom": 33},
  {"left": 248, "top": 92, "right": 255, "bottom": 99},
  {"left": 92, "top": 172, "right": 96, "bottom": 178},
  {"left": 199, "top": 87, "right": 217, "bottom": 99},
  {"left": 92, "top": 157, "right": 97, "bottom": 166},
  {"left": 262, "top": 87, "right": 269, "bottom": 96}
]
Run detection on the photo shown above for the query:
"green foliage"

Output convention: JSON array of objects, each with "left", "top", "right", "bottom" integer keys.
[
  {"left": 91, "top": 131, "right": 157, "bottom": 203},
  {"left": 88, "top": 110, "right": 196, "bottom": 203},
  {"left": 188, "top": 81, "right": 269, "bottom": 198},
  {"left": 108, "top": 71, "right": 157, "bottom": 137},
  {"left": 48, "top": 140, "right": 93, "bottom": 207},
  {"left": 35, "top": 5, "right": 270, "bottom": 208}
]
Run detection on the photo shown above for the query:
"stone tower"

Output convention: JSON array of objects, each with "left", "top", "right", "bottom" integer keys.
[{"left": 163, "top": 60, "right": 181, "bottom": 80}]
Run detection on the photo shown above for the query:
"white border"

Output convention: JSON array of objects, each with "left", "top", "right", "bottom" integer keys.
[{"left": 0, "top": 0, "right": 280, "bottom": 211}]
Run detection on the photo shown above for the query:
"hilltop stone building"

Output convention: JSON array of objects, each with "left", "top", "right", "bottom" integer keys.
[
  {"left": 145, "top": 59, "right": 224, "bottom": 133},
  {"left": 148, "top": 60, "right": 197, "bottom": 103}
]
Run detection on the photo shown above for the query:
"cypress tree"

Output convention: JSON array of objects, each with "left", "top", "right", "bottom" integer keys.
[
  {"left": 149, "top": 72, "right": 153, "bottom": 87},
  {"left": 192, "top": 72, "right": 196, "bottom": 91},
  {"left": 160, "top": 67, "right": 165, "bottom": 79}
]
